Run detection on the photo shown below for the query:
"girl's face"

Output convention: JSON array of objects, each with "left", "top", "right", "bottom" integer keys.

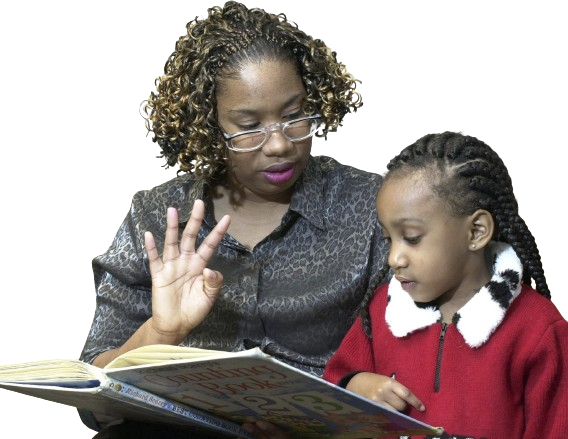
[
  {"left": 216, "top": 60, "right": 313, "bottom": 202},
  {"left": 376, "top": 173, "right": 480, "bottom": 305}
]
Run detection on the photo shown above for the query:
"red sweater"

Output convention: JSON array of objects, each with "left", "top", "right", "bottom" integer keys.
[{"left": 325, "top": 283, "right": 568, "bottom": 438}]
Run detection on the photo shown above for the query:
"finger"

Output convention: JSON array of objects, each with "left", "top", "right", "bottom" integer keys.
[
  {"left": 392, "top": 382, "right": 425, "bottom": 412},
  {"left": 195, "top": 214, "right": 231, "bottom": 263},
  {"left": 203, "top": 268, "right": 224, "bottom": 290},
  {"left": 179, "top": 200, "right": 206, "bottom": 256},
  {"left": 144, "top": 231, "right": 163, "bottom": 273},
  {"left": 162, "top": 207, "right": 180, "bottom": 261},
  {"left": 202, "top": 268, "right": 224, "bottom": 302}
]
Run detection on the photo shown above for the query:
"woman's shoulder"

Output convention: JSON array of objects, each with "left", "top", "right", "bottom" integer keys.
[
  {"left": 311, "top": 155, "right": 382, "bottom": 186},
  {"left": 131, "top": 173, "right": 199, "bottom": 207},
  {"left": 308, "top": 156, "right": 382, "bottom": 205},
  {"left": 304, "top": 156, "right": 381, "bottom": 216}
]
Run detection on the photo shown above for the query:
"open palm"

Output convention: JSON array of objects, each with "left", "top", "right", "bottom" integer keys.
[{"left": 144, "top": 200, "right": 231, "bottom": 342}]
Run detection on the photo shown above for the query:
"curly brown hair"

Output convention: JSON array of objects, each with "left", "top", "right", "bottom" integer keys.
[{"left": 142, "top": 1, "right": 362, "bottom": 184}]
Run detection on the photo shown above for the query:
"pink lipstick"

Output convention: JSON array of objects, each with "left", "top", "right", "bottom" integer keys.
[{"left": 262, "top": 163, "right": 296, "bottom": 184}]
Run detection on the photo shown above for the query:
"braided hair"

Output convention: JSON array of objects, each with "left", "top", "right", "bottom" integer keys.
[
  {"left": 360, "top": 131, "right": 549, "bottom": 336},
  {"left": 142, "top": 1, "right": 362, "bottom": 183}
]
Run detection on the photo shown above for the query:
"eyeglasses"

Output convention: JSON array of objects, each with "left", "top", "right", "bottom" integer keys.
[{"left": 221, "top": 114, "right": 322, "bottom": 152}]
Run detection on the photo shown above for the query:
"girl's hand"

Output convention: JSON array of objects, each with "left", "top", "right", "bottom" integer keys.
[
  {"left": 346, "top": 372, "right": 425, "bottom": 412},
  {"left": 144, "top": 199, "right": 231, "bottom": 344}
]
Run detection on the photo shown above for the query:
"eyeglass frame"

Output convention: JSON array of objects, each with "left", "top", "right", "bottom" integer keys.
[{"left": 220, "top": 114, "right": 322, "bottom": 153}]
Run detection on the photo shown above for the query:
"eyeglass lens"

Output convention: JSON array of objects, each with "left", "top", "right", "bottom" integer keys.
[{"left": 230, "top": 118, "right": 317, "bottom": 150}]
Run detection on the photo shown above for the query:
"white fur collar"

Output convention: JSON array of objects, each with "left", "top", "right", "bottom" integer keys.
[{"left": 385, "top": 242, "right": 523, "bottom": 348}]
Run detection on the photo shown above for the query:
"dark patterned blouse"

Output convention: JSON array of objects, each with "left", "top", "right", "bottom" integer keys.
[{"left": 79, "top": 155, "right": 389, "bottom": 377}]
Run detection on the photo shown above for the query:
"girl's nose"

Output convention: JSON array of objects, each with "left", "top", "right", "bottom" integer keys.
[{"left": 389, "top": 247, "right": 407, "bottom": 273}]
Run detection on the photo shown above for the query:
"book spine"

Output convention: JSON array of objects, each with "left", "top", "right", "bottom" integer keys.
[{"left": 99, "top": 376, "right": 251, "bottom": 438}]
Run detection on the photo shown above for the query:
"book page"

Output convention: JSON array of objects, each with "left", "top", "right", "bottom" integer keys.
[
  {"left": 0, "top": 359, "right": 100, "bottom": 386},
  {"left": 105, "top": 345, "right": 231, "bottom": 369}
]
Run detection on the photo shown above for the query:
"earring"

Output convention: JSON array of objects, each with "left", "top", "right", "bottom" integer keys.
[{"left": 470, "top": 243, "right": 476, "bottom": 249}]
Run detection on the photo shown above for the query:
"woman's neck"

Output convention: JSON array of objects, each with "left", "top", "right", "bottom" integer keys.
[{"left": 211, "top": 184, "right": 291, "bottom": 249}]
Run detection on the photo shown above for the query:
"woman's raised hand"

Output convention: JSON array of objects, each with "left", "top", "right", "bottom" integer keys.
[{"left": 144, "top": 199, "right": 231, "bottom": 344}]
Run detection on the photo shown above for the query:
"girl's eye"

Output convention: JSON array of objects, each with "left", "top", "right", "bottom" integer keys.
[{"left": 404, "top": 236, "right": 421, "bottom": 244}]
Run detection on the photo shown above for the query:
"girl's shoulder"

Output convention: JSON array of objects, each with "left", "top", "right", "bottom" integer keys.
[{"left": 512, "top": 284, "right": 567, "bottom": 328}]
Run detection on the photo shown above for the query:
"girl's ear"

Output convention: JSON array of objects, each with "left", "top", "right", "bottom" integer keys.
[{"left": 468, "top": 209, "right": 494, "bottom": 251}]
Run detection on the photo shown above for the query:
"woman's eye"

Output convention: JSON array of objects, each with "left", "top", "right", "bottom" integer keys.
[
  {"left": 238, "top": 122, "right": 260, "bottom": 131},
  {"left": 284, "top": 110, "right": 303, "bottom": 121}
]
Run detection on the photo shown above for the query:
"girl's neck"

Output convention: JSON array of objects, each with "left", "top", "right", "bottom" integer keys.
[
  {"left": 438, "top": 287, "right": 482, "bottom": 324},
  {"left": 437, "top": 259, "right": 493, "bottom": 324}
]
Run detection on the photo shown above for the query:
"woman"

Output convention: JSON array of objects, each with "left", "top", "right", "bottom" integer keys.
[{"left": 79, "top": 2, "right": 389, "bottom": 436}]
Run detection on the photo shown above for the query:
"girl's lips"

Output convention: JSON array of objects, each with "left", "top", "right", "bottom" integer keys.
[
  {"left": 262, "top": 163, "right": 296, "bottom": 184},
  {"left": 395, "top": 275, "right": 416, "bottom": 292}
]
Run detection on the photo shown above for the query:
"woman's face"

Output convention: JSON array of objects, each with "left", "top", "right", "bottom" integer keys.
[{"left": 216, "top": 60, "right": 313, "bottom": 202}]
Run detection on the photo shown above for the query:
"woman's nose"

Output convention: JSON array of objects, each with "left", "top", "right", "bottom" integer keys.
[{"left": 262, "top": 127, "right": 294, "bottom": 156}]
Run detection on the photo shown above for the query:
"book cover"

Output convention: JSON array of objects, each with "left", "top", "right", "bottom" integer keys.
[
  {"left": 105, "top": 345, "right": 444, "bottom": 438},
  {"left": 0, "top": 346, "right": 444, "bottom": 438},
  {"left": 0, "top": 359, "right": 251, "bottom": 438}
]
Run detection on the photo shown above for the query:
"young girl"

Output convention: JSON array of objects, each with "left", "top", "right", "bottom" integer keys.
[{"left": 324, "top": 131, "right": 568, "bottom": 438}]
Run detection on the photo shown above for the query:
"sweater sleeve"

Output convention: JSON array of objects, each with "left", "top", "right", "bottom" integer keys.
[
  {"left": 523, "top": 318, "right": 568, "bottom": 438},
  {"left": 323, "top": 314, "right": 376, "bottom": 386}
]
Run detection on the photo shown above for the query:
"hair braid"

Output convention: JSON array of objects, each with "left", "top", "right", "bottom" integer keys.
[
  {"left": 361, "top": 131, "right": 550, "bottom": 337},
  {"left": 398, "top": 132, "right": 549, "bottom": 298}
]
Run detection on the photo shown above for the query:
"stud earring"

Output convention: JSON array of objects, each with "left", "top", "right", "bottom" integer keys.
[{"left": 470, "top": 243, "right": 476, "bottom": 249}]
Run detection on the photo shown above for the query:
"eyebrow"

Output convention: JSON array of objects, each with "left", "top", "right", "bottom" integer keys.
[{"left": 225, "top": 93, "right": 305, "bottom": 116}]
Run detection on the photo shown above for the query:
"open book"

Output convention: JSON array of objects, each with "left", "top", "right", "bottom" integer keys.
[{"left": 0, "top": 345, "right": 444, "bottom": 438}]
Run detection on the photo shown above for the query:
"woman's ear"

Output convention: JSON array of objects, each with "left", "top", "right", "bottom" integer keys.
[{"left": 468, "top": 209, "right": 494, "bottom": 251}]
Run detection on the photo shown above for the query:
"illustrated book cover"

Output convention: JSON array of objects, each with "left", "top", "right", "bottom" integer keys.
[{"left": 0, "top": 345, "right": 444, "bottom": 438}]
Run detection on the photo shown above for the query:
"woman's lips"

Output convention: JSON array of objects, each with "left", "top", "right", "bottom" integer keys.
[{"left": 262, "top": 163, "right": 296, "bottom": 184}]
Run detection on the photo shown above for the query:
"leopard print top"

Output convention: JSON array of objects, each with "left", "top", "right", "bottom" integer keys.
[{"left": 79, "top": 155, "right": 389, "bottom": 377}]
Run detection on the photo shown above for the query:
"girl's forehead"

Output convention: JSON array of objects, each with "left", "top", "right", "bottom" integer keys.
[
  {"left": 384, "top": 169, "right": 433, "bottom": 191},
  {"left": 378, "top": 172, "right": 441, "bottom": 209}
]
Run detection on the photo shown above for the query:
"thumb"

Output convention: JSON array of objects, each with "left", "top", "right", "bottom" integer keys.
[{"left": 202, "top": 268, "right": 224, "bottom": 300}]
